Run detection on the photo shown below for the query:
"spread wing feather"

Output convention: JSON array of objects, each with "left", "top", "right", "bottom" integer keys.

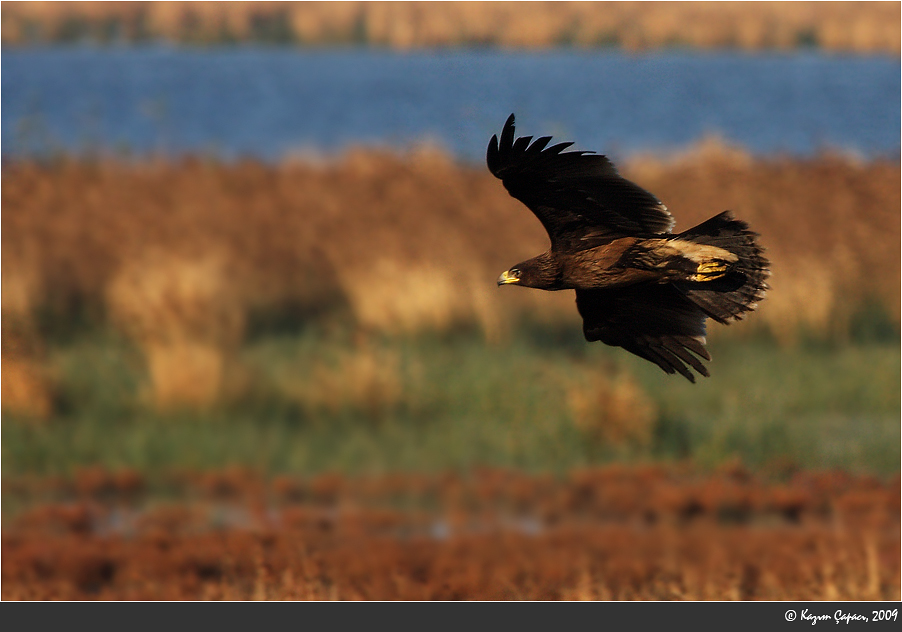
[
  {"left": 575, "top": 285, "right": 712, "bottom": 382},
  {"left": 487, "top": 114, "right": 674, "bottom": 251}
]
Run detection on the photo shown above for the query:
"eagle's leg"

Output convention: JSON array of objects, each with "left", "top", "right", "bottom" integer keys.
[
  {"left": 691, "top": 259, "right": 732, "bottom": 282},
  {"left": 630, "top": 240, "right": 738, "bottom": 283}
]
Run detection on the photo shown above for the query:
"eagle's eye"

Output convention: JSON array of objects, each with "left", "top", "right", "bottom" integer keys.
[{"left": 510, "top": 268, "right": 522, "bottom": 278}]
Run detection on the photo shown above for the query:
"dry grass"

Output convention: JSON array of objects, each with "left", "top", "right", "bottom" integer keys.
[
  {"left": 105, "top": 250, "right": 244, "bottom": 410},
  {"left": 2, "top": 148, "right": 898, "bottom": 412},
  {"left": 2, "top": 1, "right": 899, "bottom": 53},
  {"left": 4, "top": 148, "right": 898, "bottom": 336},
  {"left": 3, "top": 466, "right": 899, "bottom": 600},
  {"left": 0, "top": 356, "right": 55, "bottom": 421},
  {"left": 1, "top": 260, "right": 55, "bottom": 420},
  {"left": 566, "top": 370, "right": 657, "bottom": 450},
  {"left": 278, "top": 343, "right": 405, "bottom": 421}
]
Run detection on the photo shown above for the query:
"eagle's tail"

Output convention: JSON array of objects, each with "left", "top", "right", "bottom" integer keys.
[{"left": 672, "top": 211, "right": 770, "bottom": 324}]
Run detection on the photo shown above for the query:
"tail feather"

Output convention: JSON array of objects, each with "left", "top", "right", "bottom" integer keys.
[{"left": 672, "top": 211, "right": 770, "bottom": 324}]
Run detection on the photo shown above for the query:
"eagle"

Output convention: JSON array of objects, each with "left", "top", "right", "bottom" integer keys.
[{"left": 488, "top": 114, "right": 769, "bottom": 382}]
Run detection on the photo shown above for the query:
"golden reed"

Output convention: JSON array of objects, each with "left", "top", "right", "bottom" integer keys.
[
  {"left": 2, "top": 2, "right": 899, "bottom": 53},
  {"left": 2, "top": 147, "right": 898, "bottom": 412}
]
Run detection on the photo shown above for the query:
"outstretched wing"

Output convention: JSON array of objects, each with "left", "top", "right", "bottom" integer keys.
[
  {"left": 575, "top": 285, "right": 712, "bottom": 382},
  {"left": 487, "top": 114, "right": 674, "bottom": 252}
]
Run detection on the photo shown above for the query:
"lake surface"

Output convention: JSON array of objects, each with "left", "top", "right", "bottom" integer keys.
[{"left": 2, "top": 47, "right": 899, "bottom": 162}]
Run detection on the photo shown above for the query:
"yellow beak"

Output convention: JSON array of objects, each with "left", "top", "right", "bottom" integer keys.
[{"left": 497, "top": 270, "right": 520, "bottom": 286}]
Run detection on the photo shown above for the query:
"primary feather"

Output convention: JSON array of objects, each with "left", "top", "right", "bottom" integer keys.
[{"left": 488, "top": 113, "right": 675, "bottom": 252}]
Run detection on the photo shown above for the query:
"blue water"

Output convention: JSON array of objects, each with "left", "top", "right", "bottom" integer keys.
[{"left": 2, "top": 47, "right": 899, "bottom": 162}]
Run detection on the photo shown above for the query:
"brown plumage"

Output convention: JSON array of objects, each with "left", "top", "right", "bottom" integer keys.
[{"left": 488, "top": 114, "right": 769, "bottom": 382}]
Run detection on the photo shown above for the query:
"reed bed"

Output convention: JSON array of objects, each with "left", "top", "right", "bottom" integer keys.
[
  {"left": 2, "top": 147, "right": 898, "bottom": 416},
  {"left": 3, "top": 466, "right": 898, "bottom": 600},
  {"left": 2, "top": 260, "right": 55, "bottom": 420},
  {"left": 2, "top": 1, "right": 899, "bottom": 53},
  {"left": 3, "top": 148, "right": 898, "bottom": 339}
]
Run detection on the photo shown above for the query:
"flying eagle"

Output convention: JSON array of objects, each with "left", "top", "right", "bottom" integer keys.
[{"left": 488, "top": 114, "right": 769, "bottom": 382}]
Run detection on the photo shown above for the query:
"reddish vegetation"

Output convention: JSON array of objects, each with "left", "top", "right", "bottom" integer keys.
[{"left": 4, "top": 466, "right": 899, "bottom": 600}]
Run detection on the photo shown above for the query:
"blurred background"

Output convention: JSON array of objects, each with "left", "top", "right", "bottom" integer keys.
[{"left": 2, "top": 1, "right": 900, "bottom": 600}]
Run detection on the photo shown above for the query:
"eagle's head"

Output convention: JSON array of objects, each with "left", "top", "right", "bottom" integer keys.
[{"left": 497, "top": 254, "right": 561, "bottom": 290}]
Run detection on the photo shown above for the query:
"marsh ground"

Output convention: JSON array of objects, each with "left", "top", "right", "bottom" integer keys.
[{"left": 3, "top": 149, "right": 899, "bottom": 599}]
